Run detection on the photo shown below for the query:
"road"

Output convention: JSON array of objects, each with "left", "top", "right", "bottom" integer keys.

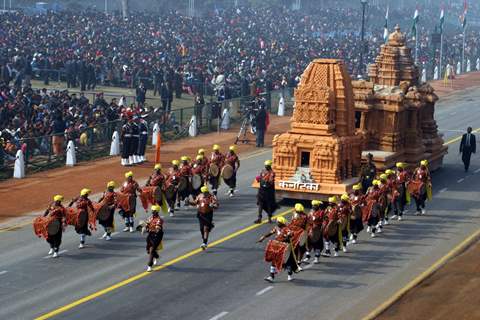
[{"left": 1, "top": 87, "right": 480, "bottom": 320}]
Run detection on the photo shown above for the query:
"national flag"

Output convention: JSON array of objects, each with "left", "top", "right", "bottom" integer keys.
[
  {"left": 439, "top": 8, "right": 445, "bottom": 34},
  {"left": 411, "top": 9, "right": 419, "bottom": 38},
  {"left": 462, "top": 0, "right": 468, "bottom": 31},
  {"left": 383, "top": 6, "right": 389, "bottom": 42}
]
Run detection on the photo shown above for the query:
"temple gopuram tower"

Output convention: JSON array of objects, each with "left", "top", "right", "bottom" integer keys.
[
  {"left": 353, "top": 25, "right": 447, "bottom": 170},
  {"left": 271, "top": 59, "right": 362, "bottom": 200}
]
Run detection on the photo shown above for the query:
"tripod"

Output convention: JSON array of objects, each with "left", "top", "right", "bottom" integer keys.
[{"left": 235, "top": 116, "right": 255, "bottom": 144}]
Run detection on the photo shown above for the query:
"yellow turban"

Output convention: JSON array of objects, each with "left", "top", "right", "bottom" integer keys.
[
  {"left": 53, "top": 195, "right": 64, "bottom": 202},
  {"left": 311, "top": 200, "right": 322, "bottom": 206},
  {"left": 264, "top": 160, "right": 273, "bottom": 166},
  {"left": 154, "top": 164, "right": 162, "bottom": 170},
  {"left": 328, "top": 196, "right": 337, "bottom": 204},
  {"left": 276, "top": 216, "right": 287, "bottom": 225},
  {"left": 80, "top": 188, "right": 91, "bottom": 196},
  {"left": 212, "top": 144, "right": 220, "bottom": 151},
  {"left": 200, "top": 185, "right": 209, "bottom": 193},
  {"left": 341, "top": 193, "right": 350, "bottom": 202},
  {"left": 294, "top": 203, "right": 304, "bottom": 212},
  {"left": 151, "top": 204, "right": 161, "bottom": 212},
  {"left": 171, "top": 160, "right": 180, "bottom": 166},
  {"left": 125, "top": 171, "right": 133, "bottom": 178},
  {"left": 353, "top": 184, "right": 362, "bottom": 191},
  {"left": 107, "top": 181, "right": 116, "bottom": 188}
]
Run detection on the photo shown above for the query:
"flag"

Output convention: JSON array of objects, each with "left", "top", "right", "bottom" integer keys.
[
  {"left": 462, "top": 0, "right": 468, "bottom": 32},
  {"left": 439, "top": 8, "right": 445, "bottom": 34},
  {"left": 411, "top": 9, "right": 419, "bottom": 38},
  {"left": 383, "top": 6, "right": 389, "bottom": 42}
]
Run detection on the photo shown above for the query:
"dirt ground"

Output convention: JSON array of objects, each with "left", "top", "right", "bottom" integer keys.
[
  {"left": 376, "top": 237, "right": 480, "bottom": 320},
  {"left": 0, "top": 116, "right": 290, "bottom": 222}
]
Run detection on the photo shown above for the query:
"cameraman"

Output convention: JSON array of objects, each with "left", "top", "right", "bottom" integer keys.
[{"left": 255, "top": 102, "right": 267, "bottom": 148}]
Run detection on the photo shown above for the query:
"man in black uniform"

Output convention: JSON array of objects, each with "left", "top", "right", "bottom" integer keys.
[
  {"left": 130, "top": 116, "right": 140, "bottom": 164},
  {"left": 137, "top": 117, "right": 148, "bottom": 163},
  {"left": 360, "top": 153, "right": 376, "bottom": 193},
  {"left": 120, "top": 118, "right": 132, "bottom": 166},
  {"left": 460, "top": 127, "right": 476, "bottom": 172}
]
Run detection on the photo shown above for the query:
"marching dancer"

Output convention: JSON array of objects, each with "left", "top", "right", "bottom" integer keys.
[
  {"left": 349, "top": 184, "right": 365, "bottom": 243},
  {"left": 412, "top": 160, "right": 432, "bottom": 215},
  {"left": 255, "top": 160, "right": 278, "bottom": 224},
  {"left": 146, "top": 164, "right": 166, "bottom": 189},
  {"left": 192, "top": 186, "right": 219, "bottom": 250},
  {"left": 378, "top": 173, "right": 389, "bottom": 226},
  {"left": 191, "top": 155, "right": 208, "bottom": 198},
  {"left": 120, "top": 171, "right": 141, "bottom": 232},
  {"left": 323, "top": 196, "right": 340, "bottom": 257},
  {"left": 365, "top": 180, "right": 381, "bottom": 238},
  {"left": 98, "top": 181, "right": 117, "bottom": 240},
  {"left": 305, "top": 200, "right": 326, "bottom": 264},
  {"left": 69, "top": 188, "right": 95, "bottom": 248},
  {"left": 258, "top": 216, "right": 296, "bottom": 282},
  {"left": 288, "top": 203, "right": 308, "bottom": 264},
  {"left": 338, "top": 194, "right": 352, "bottom": 252},
  {"left": 165, "top": 160, "right": 181, "bottom": 216},
  {"left": 144, "top": 204, "right": 164, "bottom": 272},
  {"left": 392, "top": 162, "right": 409, "bottom": 220},
  {"left": 223, "top": 145, "right": 240, "bottom": 197},
  {"left": 360, "top": 153, "right": 377, "bottom": 193},
  {"left": 209, "top": 144, "right": 225, "bottom": 196},
  {"left": 178, "top": 156, "right": 192, "bottom": 207},
  {"left": 197, "top": 148, "right": 209, "bottom": 167},
  {"left": 43, "top": 195, "right": 67, "bottom": 257}
]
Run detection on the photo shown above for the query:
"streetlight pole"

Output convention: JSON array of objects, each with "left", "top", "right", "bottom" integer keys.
[{"left": 359, "top": 0, "right": 368, "bottom": 78}]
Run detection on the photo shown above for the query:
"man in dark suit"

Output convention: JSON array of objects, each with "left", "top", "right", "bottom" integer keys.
[{"left": 460, "top": 127, "right": 476, "bottom": 172}]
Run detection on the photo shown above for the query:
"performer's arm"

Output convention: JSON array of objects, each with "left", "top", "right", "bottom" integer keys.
[
  {"left": 68, "top": 197, "right": 77, "bottom": 207},
  {"left": 43, "top": 206, "right": 50, "bottom": 217},
  {"left": 257, "top": 229, "right": 275, "bottom": 243}
]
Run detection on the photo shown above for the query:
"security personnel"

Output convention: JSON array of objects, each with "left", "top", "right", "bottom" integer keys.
[{"left": 360, "top": 153, "right": 376, "bottom": 193}]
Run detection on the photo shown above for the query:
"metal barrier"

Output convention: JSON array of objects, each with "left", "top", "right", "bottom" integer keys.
[{"left": 0, "top": 89, "right": 294, "bottom": 180}]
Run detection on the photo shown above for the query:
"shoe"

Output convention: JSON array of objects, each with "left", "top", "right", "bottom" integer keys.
[
  {"left": 366, "top": 226, "right": 371, "bottom": 233},
  {"left": 384, "top": 219, "right": 389, "bottom": 225},
  {"left": 153, "top": 258, "right": 158, "bottom": 266},
  {"left": 391, "top": 215, "right": 398, "bottom": 220},
  {"left": 302, "top": 254, "right": 311, "bottom": 262},
  {"left": 371, "top": 233, "right": 376, "bottom": 238},
  {"left": 78, "top": 243, "right": 84, "bottom": 249},
  {"left": 264, "top": 276, "right": 274, "bottom": 283},
  {"left": 169, "top": 210, "right": 174, "bottom": 217},
  {"left": 254, "top": 219, "right": 262, "bottom": 224},
  {"left": 342, "top": 247, "right": 348, "bottom": 253},
  {"left": 52, "top": 252, "right": 58, "bottom": 258},
  {"left": 129, "top": 227, "right": 134, "bottom": 233},
  {"left": 229, "top": 192, "right": 234, "bottom": 198},
  {"left": 48, "top": 248, "right": 54, "bottom": 255},
  {"left": 421, "top": 209, "right": 426, "bottom": 215},
  {"left": 349, "top": 234, "right": 354, "bottom": 241},
  {"left": 287, "top": 275, "right": 293, "bottom": 281},
  {"left": 296, "top": 267, "right": 303, "bottom": 272},
  {"left": 377, "top": 228, "right": 382, "bottom": 234},
  {"left": 415, "top": 211, "right": 420, "bottom": 216},
  {"left": 398, "top": 216, "right": 403, "bottom": 221},
  {"left": 101, "top": 232, "right": 107, "bottom": 239},
  {"left": 105, "top": 236, "right": 112, "bottom": 241},
  {"left": 352, "top": 239, "right": 357, "bottom": 244},
  {"left": 147, "top": 266, "right": 152, "bottom": 272},
  {"left": 334, "top": 251, "right": 339, "bottom": 257},
  {"left": 314, "top": 257, "right": 320, "bottom": 264},
  {"left": 201, "top": 243, "right": 207, "bottom": 250},
  {"left": 123, "top": 227, "right": 129, "bottom": 232}
]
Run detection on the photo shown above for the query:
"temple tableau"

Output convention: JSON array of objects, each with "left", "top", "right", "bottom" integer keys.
[{"left": 255, "top": 26, "right": 447, "bottom": 200}]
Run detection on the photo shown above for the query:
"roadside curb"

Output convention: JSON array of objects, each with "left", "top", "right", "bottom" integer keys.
[{"left": 362, "top": 228, "right": 480, "bottom": 320}]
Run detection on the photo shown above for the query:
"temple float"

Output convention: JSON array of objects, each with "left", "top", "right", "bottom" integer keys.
[{"left": 253, "top": 26, "right": 447, "bottom": 201}]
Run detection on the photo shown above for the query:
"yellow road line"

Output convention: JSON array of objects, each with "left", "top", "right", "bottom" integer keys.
[
  {"left": 444, "top": 127, "right": 480, "bottom": 145},
  {"left": 362, "top": 228, "right": 480, "bottom": 320},
  {"left": 34, "top": 209, "right": 294, "bottom": 320}
]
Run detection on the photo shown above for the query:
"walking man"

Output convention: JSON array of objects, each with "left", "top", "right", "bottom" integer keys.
[{"left": 460, "top": 127, "right": 476, "bottom": 172}]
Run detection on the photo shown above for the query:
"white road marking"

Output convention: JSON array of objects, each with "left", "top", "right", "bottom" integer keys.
[
  {"left": 255, "top": 286, "right": 274, "bottom": 296},
  {"left": 43, "top": 250, "right": 68, "bottom": 259},
  {"left": 0, "top": 271, "right": 8, "bottom": 276},
  {"left": 457, "top": 178, "right": 465, "bottom": 183},
  {"left": 303, "top": 263, "right": 314, "bottom": 270},
  {"left": 208, "top": 311, "right": 229, "bottom": 320},
  {"left": 442, "top": 129, "right": 462, "bottom": 132},
  {"left": 475, "top": 168, "right": 480, "bottom": 173},
  {"left": 439, "top": 188, "right": 448, "bottom": 193}
]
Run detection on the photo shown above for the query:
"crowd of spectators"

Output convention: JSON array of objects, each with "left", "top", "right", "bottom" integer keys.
[{"left": 0, "top": 2, "right": 479, "bottom": 167}]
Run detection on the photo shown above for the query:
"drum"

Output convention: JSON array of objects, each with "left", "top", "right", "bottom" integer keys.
[
  {"left": 95, "top": 202, "right": 110, "bottom": 221},
  {"left": 47, "top": 219, "right": 61, "bottom": 236},
  {"left": 326, "top": 220, "right": 338, "bottom": 237},
  {"left": 177, "top": 176, "right": 188, "bottom": 192},
  {"left": 289, "top": 226, "right": 307, "bottom": 247},
  {"left": 221, "top": 164, "right": 234, "bottom": 180},
  {"left": 308, "top": 225, "right": 323, "bottom": 244},
  {"left": 264, "top": 240, "right": 291, "bottom": 271},
  {"left": 191, "top": 174, "right": 203, "bottom": 190},
  {"left": 165, "top": 184, "right": 176, "bottom": 201},
  {"left": 209, "top": 163, "right": 219, "bottom": 177},
  {"left": 407, "top": 180, "right": 424, "bottom": 197}
]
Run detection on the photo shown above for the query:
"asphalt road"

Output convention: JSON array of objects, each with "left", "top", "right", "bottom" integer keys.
[{"left": 1, "top": 87, "right": 480, "bottom": 320}]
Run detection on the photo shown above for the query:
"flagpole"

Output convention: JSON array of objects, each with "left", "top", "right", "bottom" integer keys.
[
  {"left": 462, "top": 30, "right": 466, "bottom": 73},
  {"left": 415, "top": 27, "right": 419, "bottom": 65},
  {"left": 439, "top": 32, "right": 443, "bottom": 77}
]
